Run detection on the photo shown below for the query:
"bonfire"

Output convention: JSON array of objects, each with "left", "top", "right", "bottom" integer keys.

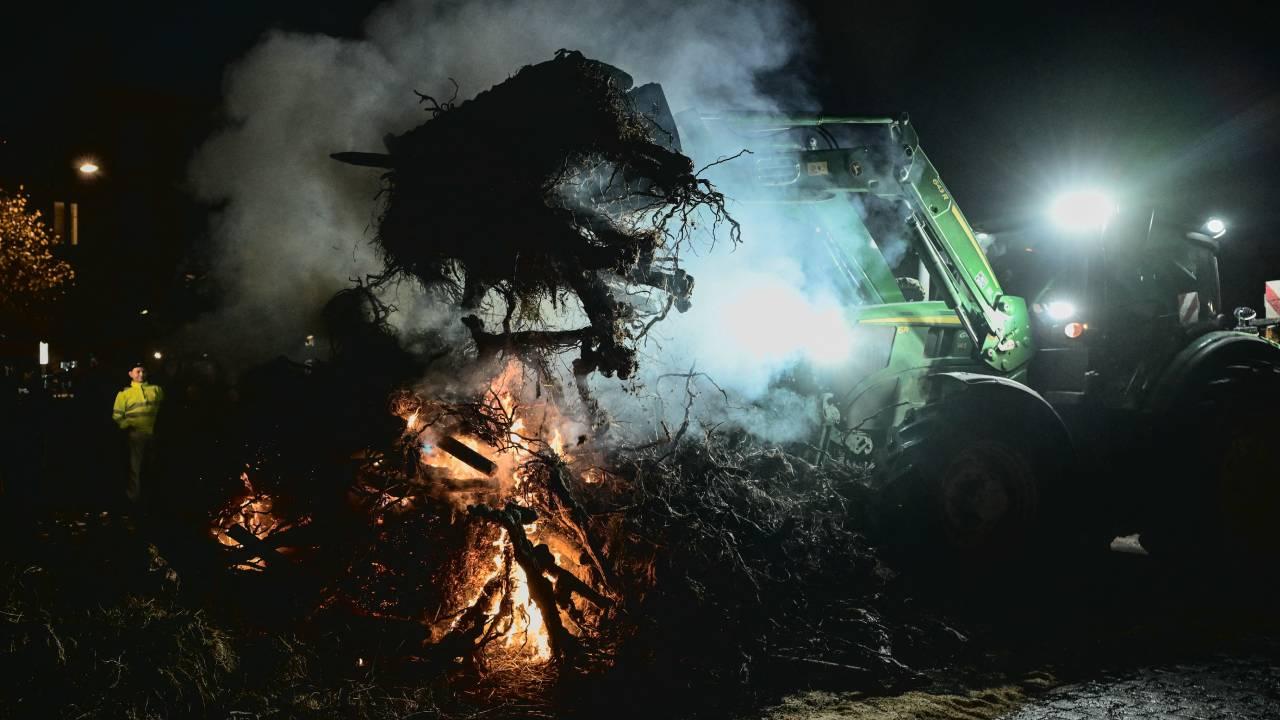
[{"left": 197, "top": 51, "right": 910, "bottom": 717}]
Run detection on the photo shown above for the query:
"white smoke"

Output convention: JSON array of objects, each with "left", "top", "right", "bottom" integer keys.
[{"left": 190, "top": 0, "right": 867, "bottom": 442}]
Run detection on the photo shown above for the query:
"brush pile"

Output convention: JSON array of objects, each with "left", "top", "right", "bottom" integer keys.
[{"left": 177, "top": 353, "right": 954, "bottom": 718}]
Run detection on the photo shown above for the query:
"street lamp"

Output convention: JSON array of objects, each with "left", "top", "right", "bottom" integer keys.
[{"left": 75, "top": 157, "right": 101, "bottom": 177}]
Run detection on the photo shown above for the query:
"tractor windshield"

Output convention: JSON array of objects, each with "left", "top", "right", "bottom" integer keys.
[
  {"left": 1103, "top": 211, "right": 1222, "bottom": 323},
  {"left": 990, "top": 208, "right": 1223, "bottom": 330}
]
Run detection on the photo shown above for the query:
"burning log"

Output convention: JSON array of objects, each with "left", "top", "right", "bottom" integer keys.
[
  {"left": 533, "top": 544, "right": 612, "bottom": 612},
  {"left": 427, "top": 572, "right": 506, "bottom": 662},
  {"left": 468, "top": 502, "right": 574, "bottom": 658},
  {"left": 224, "top": 524, "right": 292, "bottom": 569},
  {"left": 539, "top": 454, "right": 616, "bottom": 590},
  {"left": 439, "top": 477, "right": 499, "bottom": 493},
  {"left": 222, "top": 523, "right": 318, "bottom": 565},
  {"left": 437, "top": 435, "right": 497, "bottom": 476}
]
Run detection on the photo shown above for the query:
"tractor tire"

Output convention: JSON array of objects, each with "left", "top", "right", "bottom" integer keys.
[
  {"left": 1141, "top": 356, "right": 1280, "bottom": 568},
  {"left": 875, "top": 400, "right": 1070, "bottom": 575}
]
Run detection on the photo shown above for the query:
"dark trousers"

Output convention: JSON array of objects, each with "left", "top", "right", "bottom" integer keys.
[{"left": 127, "top": 432, "right": 154, "bottom": 503}]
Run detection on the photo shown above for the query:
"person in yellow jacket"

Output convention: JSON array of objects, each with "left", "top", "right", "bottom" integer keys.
[{"left": 113, "top": 361, "right": 164, "bottom": 503}]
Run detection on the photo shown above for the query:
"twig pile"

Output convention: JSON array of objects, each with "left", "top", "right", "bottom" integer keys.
[{"left": 566, "top": 433, "right": 923, "bottom": 714}]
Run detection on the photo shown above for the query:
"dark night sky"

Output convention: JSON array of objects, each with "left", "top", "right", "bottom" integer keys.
[{"left": 3, "top": 1, "right": 1278, "bottom": 323}]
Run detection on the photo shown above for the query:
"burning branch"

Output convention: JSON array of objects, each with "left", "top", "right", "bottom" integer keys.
[
  {"left": 468, "top": 502, "right": 574, "bottom": 659},
  {"left": 224, "top": 525, "right": 291, "bottom": 569},
  {"left": 436, "top": 435, "right": 497, "bottom": 476},
  {"left": 528, "top": 452, "right": 616, "bottom": 590},
  {"left": 430, "top": 572, "right": 507, "bottom": 662}
]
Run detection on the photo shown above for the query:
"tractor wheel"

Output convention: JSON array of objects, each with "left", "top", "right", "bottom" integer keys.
[
  {"left": 1141, "top": 357, "right": 1280, "bottom": 567},
  {"left": 876, "top": 404, "right": 1068, "bottom": 574}
]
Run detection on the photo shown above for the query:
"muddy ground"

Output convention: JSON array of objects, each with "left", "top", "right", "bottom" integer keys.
[{"left": 762, "top": 543, "right": 1280, "bottom": 720}]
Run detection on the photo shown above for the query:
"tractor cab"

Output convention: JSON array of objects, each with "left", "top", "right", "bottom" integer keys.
[{"left": 989, "top": 206, "right": 1227, "bottom": 406}]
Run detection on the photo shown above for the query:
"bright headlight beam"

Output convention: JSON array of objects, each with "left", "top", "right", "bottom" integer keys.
[
  {"left": 1049, "top": 189, "right": 1117, "bottom": 234},
  {"left": 1046, "top": 300, "right": 1076, "bottom": 321},
  {"left": 1205, "top": 217, "right": 1227, "bottom": 238}
]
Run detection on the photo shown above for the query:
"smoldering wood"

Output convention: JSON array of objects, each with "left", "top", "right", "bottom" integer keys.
[
  {"left": 438, "top": 477, "right": 498, "bottom": 492},
  {"left": 437, "top": 435, "right": 497, "bottom": 476},
  {"left": 225, "top": 524, "right": 291, "bottom": 567},
  {"left": 405, "top": 465, "right": 501, "bottom": 493},
  {"left": 426, "top": 572, "right": 506, "bottom": 662},
  {"left": 222, "top": 523, "right": 319, "bottom": 565},
  {"left": 539, "top": 454, "right": 615, "bottom": 590},
  {"left": 468, "top": 502, "right": 573, "bottom": 657},
  {"left": 532, "top": 544, "right": 612, "bottom": 611}
]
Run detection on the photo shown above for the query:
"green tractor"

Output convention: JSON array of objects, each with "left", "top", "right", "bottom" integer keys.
[{"left": 684, "top": 113, "right": 1280, "bottom": 567}]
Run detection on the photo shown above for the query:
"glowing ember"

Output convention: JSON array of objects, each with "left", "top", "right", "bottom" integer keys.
[{"left": 211, "top": 471, "right": 304, "bottom": 571}]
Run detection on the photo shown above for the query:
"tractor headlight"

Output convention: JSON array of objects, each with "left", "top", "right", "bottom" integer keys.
[
  {"left": 1046, "top": 300, "right": 1076, "bottom": 321},
  {"left": 1049, "top": 189, "right": 1118, "bottom": 234},
  {"left": 1204, "top": 217, "right": 1227, "bottom": 238}
]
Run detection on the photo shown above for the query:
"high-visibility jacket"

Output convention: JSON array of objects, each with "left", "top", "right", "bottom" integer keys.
[{"left": 113, "top": 382, "right": 164, "bottom": 435}]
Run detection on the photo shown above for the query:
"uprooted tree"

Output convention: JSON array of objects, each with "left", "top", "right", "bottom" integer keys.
[{"left": 334, "top": 49, "right": 737, "bottom": 426}]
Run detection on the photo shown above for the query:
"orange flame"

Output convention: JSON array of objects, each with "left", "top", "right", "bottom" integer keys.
[
  {"left": 380, "top": 359, "right": 601, "bottom": 663},
  {"left": 211, "top": 471, "right": 303, "bottom": 571}
]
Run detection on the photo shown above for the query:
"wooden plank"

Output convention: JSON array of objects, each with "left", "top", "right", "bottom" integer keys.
[{"left": 437, "top": 435, "right": 497, "bottom": 475}]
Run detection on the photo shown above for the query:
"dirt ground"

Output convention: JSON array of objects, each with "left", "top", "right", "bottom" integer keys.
[
  {"left": 766, "top": 648, "right": 1280, "bottom": 720},
  {"left": 760, "top": 544, "right": 1280, "bottom": 720}
]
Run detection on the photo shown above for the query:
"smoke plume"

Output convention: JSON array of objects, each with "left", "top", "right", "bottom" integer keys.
[{"left": 189, "top": 0, "right": 875, "bottom": 442}]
